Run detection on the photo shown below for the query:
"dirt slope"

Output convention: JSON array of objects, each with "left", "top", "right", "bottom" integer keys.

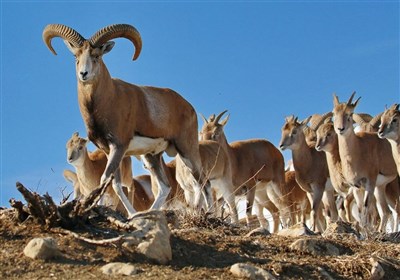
[{"left": 1, "top": 208, "right": 399, "bottom": 280}]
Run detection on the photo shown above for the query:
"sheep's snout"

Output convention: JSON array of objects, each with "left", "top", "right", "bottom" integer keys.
[{"left": 80, "top": 71, "right": 88, "bottom": 80}]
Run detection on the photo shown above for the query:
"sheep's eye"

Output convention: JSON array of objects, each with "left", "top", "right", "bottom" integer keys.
[
  {"left": 392, "top": 118, "right": 397, "bottom": 123},
  {"left": 292, "top": 130, "right": 297, "bottom": 135}
]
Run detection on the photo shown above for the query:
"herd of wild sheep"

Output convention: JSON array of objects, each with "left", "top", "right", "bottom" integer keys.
[{"left": 43, "top": 23, "right": 400, "bottom": 234}]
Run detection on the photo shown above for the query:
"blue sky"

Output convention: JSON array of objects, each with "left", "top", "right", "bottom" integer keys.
[{"left": 1, "top": 1, "right": 399, "bottom": 207}]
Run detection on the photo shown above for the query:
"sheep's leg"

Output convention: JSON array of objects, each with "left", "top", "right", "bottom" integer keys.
[
  {"left": 202, "top": 180, "right": 214, "bottom": 214},
  {"left": 300, "top": 199, "right": 309, "bottom": 224},
  {"left": 336, "top": 195, "right": 346, "bottom": 222},
  {"left": 393, "top": 200, "right": 400, "bottom": 232},
  {"left": 175, "top": 155, "right": 194, "bottom": 208},
  {"left": 353, "top": 187, "right": 364, "bottom": 223},
  {"left": 174, "top": 136, "right": 215, "bottom": 213},
  {"left": 219, "top": 181, "right": 238, "bottom": 224},
  {"left": 142, "top": 153, "right": 171, "bottom": 210},
  {"left": 324, "top": 181, "right": 339, "bottom": 223},
  {"left": 178, "top": 155, "right": 213, "bottom": 213},
  {"left": 102, "top": 146, "right": 136, "bottom": 217},
  {"left": 374, "top": 184, "right": 390, "bottom": 232},
  {"left": 389, "top": 197, "right": 400, "bottom": 232},
  {"left": 343, "top": 190, "right": 354, "bottom": 222},
  {"left": 254, "top": 185, "right": 276, "bottom": 231},
  {"left": 309, "top": 184, "right": 324, "bottom": 232},
  {"left": 267, "top": 182, "right": 292, "bottom": 228},
  {"left": 362, "top": 182, "right": 377, "bottom": 232},
  {"left": 245, "top": 184, "right": 256, "bottom": 226},
  {"left": 386, "top": 178, "right": 400, "bottom": 232},
  {"left": 265, "top": 201, "right": 280, "bottom": 233}
]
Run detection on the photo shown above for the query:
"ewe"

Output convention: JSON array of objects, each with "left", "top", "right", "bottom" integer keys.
[
  {"left": 200, "top": 111, "right": 292, "bottom": 230},
  {"left": 332, "top": 92, "right": 397, "bottom": 232},
  {"left": 279, "top": 115, "right": 338, "bottom": 232},
  {"left": 65, "top": 132, "right": 132, "bottom": 209}
]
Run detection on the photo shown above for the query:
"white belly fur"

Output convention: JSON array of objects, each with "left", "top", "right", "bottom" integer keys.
[
  {"left": 126, "top": 135, "right": 169, "bottom": 156},
  {"left": 376, "top": 173, "right": 396, "bottom": 187}
]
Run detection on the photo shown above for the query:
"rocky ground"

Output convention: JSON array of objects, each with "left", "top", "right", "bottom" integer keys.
[{"left": 1, "top": 202, "right": 400, "bottom": 280}]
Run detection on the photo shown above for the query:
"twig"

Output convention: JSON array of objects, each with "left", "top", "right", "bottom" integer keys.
[
  {"left": 53, "top": 228, "right": 123, "bottom": 245},
  {"left": 16, "top": 182, "right": 47, "bottom": 224},
  {"left": 72, "top": 176, "right": 112, "bottom": 217},
  {"left": 235, "top": 164, "right": 266, "bottom": 191},
  {"left": 94, "top": 207, "right": 135, "bottom": 230},
  {"left": 9, "top": 198, "right": 29, "bottom": 222},
  {"left": 60, "top": 186, "right": 73, "bottom": 205},
  {"left": 43, "top": 192, "right": 63, "bottom": 227}
]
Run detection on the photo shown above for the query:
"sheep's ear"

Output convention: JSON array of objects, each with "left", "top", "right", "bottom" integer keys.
[
  {"left": 199, "top": 113, "right": 208, "bottom": 124},
  {"left": 100, "top": 41, "right": 115, "bottom": 55},
  {"left": 63, "top": 169, "right": 77, "bottom": 184},
  {"left": 64, "top": 40, "right": 79, "bottom": 54},
  {"left": 333, "top": 93, "right": 340, "bottom": 107},
  {"left": 208, "top": 114, "right": 216, "bottom": 122}
]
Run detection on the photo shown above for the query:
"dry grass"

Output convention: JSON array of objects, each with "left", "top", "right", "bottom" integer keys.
[{"left": 1, "top": 206, "right": 400, "bottom": 280}]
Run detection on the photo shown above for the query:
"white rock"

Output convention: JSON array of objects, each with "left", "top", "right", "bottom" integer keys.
[
  {"left": 23, "top": 237, "right": 60, "bottom": 260},
  {"left": 126, "top": 210, "right": 172, "bottom": 264},
  {"left": 230, "top": 263, "right": 276, "bottom": 280},
  {"left": 370, "top": 257, "right": 385, "bottom": 280},
  {"left": 246, "top": 227, "right": 270, "bottom": 237},
  {"left": 100, "top": 262, "right": 137, "bottom": 276},
  {"left": 277, "top": 223, "right": 315, "bottom": 237},
  {"left": 290, "top": 238, "right": 340, "bottom": 256},
  {"left": 322, "top": 221, "right": 361, "bottom": 240}
]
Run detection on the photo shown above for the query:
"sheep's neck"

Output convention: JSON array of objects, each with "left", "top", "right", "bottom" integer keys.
[
  {"left": 337, "top": 127, "right": 359, "bottom": 169},
  {"left": 388, "top": 139, "right": 400, "bottom": 174},
  {"left": 76, "top": 153, "right": 99, "bottom": 194},
  {"left": 291, "top": 134, "right": 313, "bottom": 174},
  {"left": 77, "top": 64, "right": 114, "bottom": 151},
  {"left": 217, "top": 132, "right": 235, "bottom": 168},
  {"left": 77, "top": 64, "right": 113, "bottom": 102},
  {"left": 325, "top": 139, "right": 341, "bottom": 170},
  {"left": 325, "top": 142, "right": 347, "bottom": 193}
]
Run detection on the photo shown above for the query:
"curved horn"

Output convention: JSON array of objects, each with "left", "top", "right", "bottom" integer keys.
[
  {"left": 352, "top": 113, "right": 370, "bottom": 127},
  {"left": 309, "top": 112, "right": 333, "bottom": 131},
  {"left": 354, "top": 113, "right": 373, "bottom": 123},
  {"left": 369, "top": 112, "right": 383, "bottom": 130},
  {"left": 89, "top": 24, "right": 142, "bottom": 60},
  {"left": 43, "top": 24, "right": 85, "bottom": 55},
  {"left": 347, "top": 91, "right": 361, "bottom": 107},
  {"left": 214, "top": 110, "right": 228, "bottom": 124},
  {"left": 347, "top": 91, "right": 356, "bottom": 105},
  {"left": 303, "top": 126, "right": 316, "bottom": 144}
]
